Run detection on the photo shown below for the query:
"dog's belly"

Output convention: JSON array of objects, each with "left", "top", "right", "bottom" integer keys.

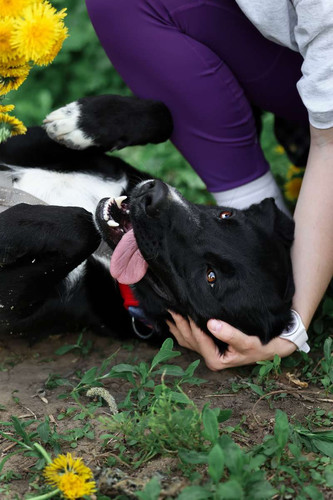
[{"left": 12, "top": 167, "right": 128, "bottom": 214}]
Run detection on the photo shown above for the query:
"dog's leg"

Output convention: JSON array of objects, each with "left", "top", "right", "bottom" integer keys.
[
  {"left": 44, "top": 95, "right": 173, "bottom": 151},
  {"left": 0, "top": 125, "right": 107, "bottom": 170},
  {"left": 0, "top": 203, "right": 100, "bottom": 333}
]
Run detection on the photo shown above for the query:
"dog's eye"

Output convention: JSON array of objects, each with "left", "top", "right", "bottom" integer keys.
[
  {"left": 207, "top": 268, "right": 216, "bottom": 287},
  {"left": 220, "top": 210, "right": 232, "bottom": 219}
]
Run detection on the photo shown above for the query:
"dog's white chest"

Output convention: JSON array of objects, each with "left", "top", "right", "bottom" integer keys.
[{"left": 12, "top": 167, "right": 127, "bottom": 214}]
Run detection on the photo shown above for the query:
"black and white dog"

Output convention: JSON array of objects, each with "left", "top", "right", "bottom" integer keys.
[{"left": 0, "top": 95, "right": 294, "bottom": 350}]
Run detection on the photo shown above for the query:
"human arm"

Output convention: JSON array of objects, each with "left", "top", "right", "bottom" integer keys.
[
  {"left": 168, "top": 125, "right": 333, "bottom": 370},
  {"left": 290, "top": 124, "right": 333, "bottom": 328}
]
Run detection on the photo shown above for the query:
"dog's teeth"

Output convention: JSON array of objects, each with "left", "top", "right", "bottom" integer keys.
[
  {"left": 103, "top": 207, "right": 109, "bottom": 221},
  {"left": 103, "top": 198, "right": 113, "bottom": 220},
  {"left": 107, "top": 219, "right": 119, "bottom": 227},
  {"left": 114, "top": 195, "right": 127, "bottom": 209}
]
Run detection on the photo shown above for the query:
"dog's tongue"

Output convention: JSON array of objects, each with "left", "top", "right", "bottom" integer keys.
[{"left": 110, "top": 229, "right": 148, "bottom": 284}]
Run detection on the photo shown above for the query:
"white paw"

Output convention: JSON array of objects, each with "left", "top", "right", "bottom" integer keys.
[{"left": 43, "top": 101, "right": 95, "bottom": 150}]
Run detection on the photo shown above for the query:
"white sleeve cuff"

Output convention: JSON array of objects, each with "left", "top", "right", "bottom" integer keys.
[{"left": 279, "top": 309, "right": 310, "bottom": 353}]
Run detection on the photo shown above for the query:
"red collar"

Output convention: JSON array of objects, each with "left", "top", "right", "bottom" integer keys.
[{"left": 118, "top": 283, "right": 140, "bottom": 310}]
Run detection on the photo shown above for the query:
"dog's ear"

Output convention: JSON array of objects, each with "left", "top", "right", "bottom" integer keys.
[
  {"left": 249, "top": 198, "right": 295, "bottom": 248},
  {"left": 0, "top": 245, "right": 27, "bottom": 266}
]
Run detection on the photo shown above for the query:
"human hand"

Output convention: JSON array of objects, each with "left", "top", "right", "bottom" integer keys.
[{"left": 166, "top": 311, "right": 297, "bottom": 371}]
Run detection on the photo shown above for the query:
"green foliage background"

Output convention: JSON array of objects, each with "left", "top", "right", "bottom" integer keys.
[{"left": 7, "top": 0, "right": 290, "bottom": 205}]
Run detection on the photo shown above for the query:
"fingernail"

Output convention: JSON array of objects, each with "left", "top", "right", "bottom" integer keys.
[{"left": 208, "top": 319, "right": 223, "bottom": 333}]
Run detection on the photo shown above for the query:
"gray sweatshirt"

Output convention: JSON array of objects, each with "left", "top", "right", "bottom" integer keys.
[{"left": 235, "top": 0, "right": 333, "bottom": 129}]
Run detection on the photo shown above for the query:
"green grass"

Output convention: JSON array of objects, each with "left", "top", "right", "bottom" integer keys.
[{"left": 1, "top": 339, "right": 333, "bottom": 499}]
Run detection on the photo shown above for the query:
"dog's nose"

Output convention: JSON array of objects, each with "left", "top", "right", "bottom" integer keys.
[{"left": 138, "top": 179, "right": 169, "bottom": 217}]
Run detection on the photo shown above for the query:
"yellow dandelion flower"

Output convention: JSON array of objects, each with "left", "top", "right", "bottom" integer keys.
[
  {"left": 0, "top": 104, "right": 15, "bottom": 113},
  {"left": 286, "top": 163, "right": 305, "bottom": 180},
  {"left": 0, "top": 0, "right": 39, "bottom": 18},
  {"left": 34, "top": 25, "right": 68, "bottom": 66},
  {"left": 0, "top": 64, "right": 30, "bottom": 95},
  {"left": 284, "top": 177, "right": 302, "bottom": 202},
  {"left": 10, "top": 2, "right": 68, "bottom": 65},
  {"left": 57, "top": 472, "right": 97, "bottom": 500},
  {"left": 0, "top": 113, "right": 27, "bottom": 140},
  {"left": 274, "top": 144, "right": 285, "bottom": 155},
  {"left": 0, "top": 64, "right": 30, "bottom": 78},
  {"left": 44, "top": 453, "right": 96, "bottom": 499},
  {"left": 0, "top": 17, "right": 22, "bottom": 65}
]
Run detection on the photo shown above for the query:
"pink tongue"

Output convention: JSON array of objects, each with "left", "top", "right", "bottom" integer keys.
[{"left": 110, "top": 229, "right": 148, "bottom": 285}]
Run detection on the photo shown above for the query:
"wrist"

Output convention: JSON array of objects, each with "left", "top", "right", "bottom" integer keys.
[{"left": 279, "top": 309, "right": 310, "bottom": 353}]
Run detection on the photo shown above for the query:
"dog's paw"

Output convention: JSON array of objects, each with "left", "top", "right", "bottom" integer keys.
[{"left": 43, "top": 101, "right": 95, "bottom": 150}]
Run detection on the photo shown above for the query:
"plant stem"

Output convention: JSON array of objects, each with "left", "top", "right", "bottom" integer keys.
[
  {"left": 33, "top": 443, "right": 53, "bottom": 464},
  {"left": 28, "top": 488, "right": 60, "bottom": 500}
]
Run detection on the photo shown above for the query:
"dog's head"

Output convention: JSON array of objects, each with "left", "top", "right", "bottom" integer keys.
[{"left": 95, "top": 180, "right": 294, "bottom": 348}]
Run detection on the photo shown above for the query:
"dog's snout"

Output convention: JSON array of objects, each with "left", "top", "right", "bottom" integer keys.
[{"left": 137, "top": 179, "right": 169, "bottom": 217}]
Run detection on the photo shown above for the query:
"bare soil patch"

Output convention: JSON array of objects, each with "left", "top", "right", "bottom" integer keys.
[{"left": 0, "top": 331, "right": 331, "bottom": 498}]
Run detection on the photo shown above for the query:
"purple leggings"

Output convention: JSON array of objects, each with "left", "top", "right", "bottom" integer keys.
[{"left": 85, "top": 0, "right": 308, "bottom": 192}]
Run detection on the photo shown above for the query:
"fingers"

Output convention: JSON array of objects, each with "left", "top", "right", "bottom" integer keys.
[
  {"left": 207, "top": 319, "right": 253, "bottom": 351},
  {"left": 166, "top": 312, "right": 196, "bottom": 350},
  {"left": 167, "top": 311, "right": 226, "bottom": 370},
  {"left": 188, "top": 317, "right": 221, "bottom": 366}
]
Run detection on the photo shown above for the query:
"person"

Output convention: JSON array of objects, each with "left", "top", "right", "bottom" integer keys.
[{"left": 85, "top": 0, "right": 333, "bottom": 370}]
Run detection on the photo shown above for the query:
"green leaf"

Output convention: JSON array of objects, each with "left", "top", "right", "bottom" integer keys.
[
  {"left": 184, "top": 359, "right": 201, "bottom": 377},
  {"left": 55, "top": 344, "right": 76, "bottom": 355},
  {"left": 36, "top": 419, "right": 50, "bottom": 443},
  {"left": 246, "top": 480, "right": 276, "bottom": 500},
  {"left": 177, "top": 485, "right": 212, "bottom": 500},
  {"left": 323, "top": 337, "right": 333, "bottom": 363},
  {"left": 202, "top": 406, "right": 219, "bottom": 443},
  {"left": 247, "top": 454, "right": 267, "bottom": 470},
  {"left": 324, "top": 469, "right": 333, "bottom": 487},
  {"left": 79, "top": 367, "right": 98, "bottom": 386},
  {"left": 155, "top": 365, "right": 185, "bottom": 377},
  {"left": 259, "top": 363, "right": 273, "bottom": 378},
  {"left": 169, "top": 391, "right": 191, "bottom": 405},
  {"left": 248, "top": 383, "right": 265, "bottom": 397},
  {"left": 150, "top": 338, "right": 181, "bottom": 370},
  {"left": 273, "top": 354, "right": 281, "bottom": 367},
  {"left": 110, "top": 364, "right": 139, "bottom": 374},
  {"left": 178, "top": 450, "right": 208, "bottom": 464},
  {"left": 288, "top": 443, "right": 301, "bottom": 458},
  {"left": 136, "top": 477, "right": 161, "bottom": 500},
  {"left": 11, "top": 417, "right": 32, "bottom": 446},
  {"left": 216, "top": 480, "right": 244, "bottom": 500},
  {"left": 274, "top": 410, "right": 289, "bottom": 449},
  {"left": 312, "top": 438, "right": 333, "bottom": 457},
  {"left": 208, "top": 444, "right": 224, "bottom": 483},
  {"left": 217, "top": 409, "right": 232, "bottom": 423},
  {"left": 302, "top": 485, "right": 324, "bottom": 500},
  {"left": 217, "top": 435, "right": 244, "bottom": 474}
]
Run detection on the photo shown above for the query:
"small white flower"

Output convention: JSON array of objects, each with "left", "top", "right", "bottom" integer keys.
[{"left": 86, "top": 387, "right": 118, "bottom": 414}]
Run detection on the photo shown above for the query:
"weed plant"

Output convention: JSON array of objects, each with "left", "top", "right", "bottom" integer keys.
[{"left": 1, "top": 339, "right": 333, "bottom": 498}]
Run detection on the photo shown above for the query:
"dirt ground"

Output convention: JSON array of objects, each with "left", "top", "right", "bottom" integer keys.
[{"left": 0, "top": 330, "right": 332, "bottom": 498}]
